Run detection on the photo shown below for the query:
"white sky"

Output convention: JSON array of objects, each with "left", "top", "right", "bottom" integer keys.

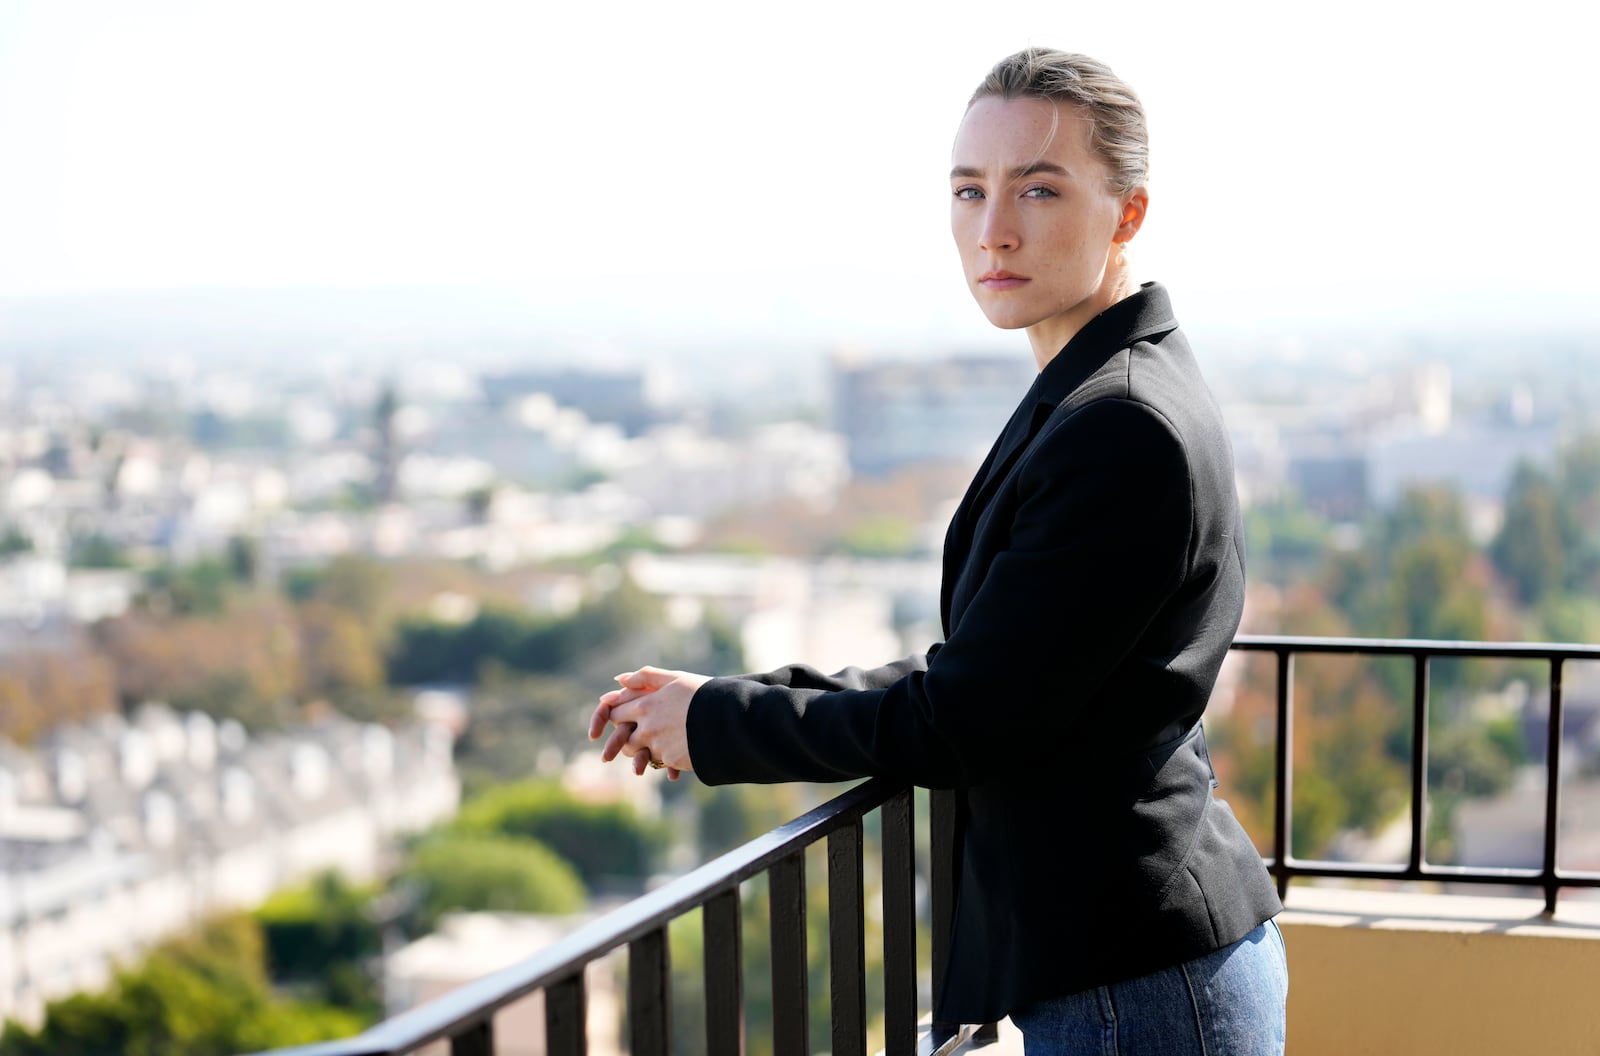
[{"left": 1, "top": 0, "right": 1597, "bottom": 344}]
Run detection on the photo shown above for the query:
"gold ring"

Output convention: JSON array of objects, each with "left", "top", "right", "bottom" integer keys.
[{"left": 649, "top": 757, "right": 665, "bottom": 770}]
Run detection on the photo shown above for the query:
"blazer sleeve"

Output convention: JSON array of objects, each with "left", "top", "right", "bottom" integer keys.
[
  {"left": 727, "top": 650, "right": 938, "bottom": 693},
  {"left": 686, "top": 397, "right": 1194, "bottom": 789}
]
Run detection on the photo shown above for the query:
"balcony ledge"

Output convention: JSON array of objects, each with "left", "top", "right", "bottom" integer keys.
[{"left": 1279, "top": 885, "right": 1600, "bottom": 1055}]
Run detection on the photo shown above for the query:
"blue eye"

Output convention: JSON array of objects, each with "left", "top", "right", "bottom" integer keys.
[
  {"left": 1022, "top": 186, "right": 1058, "bottom": 199},
  {"left": 953, "top": 186, "right": 984, "bottom": 200}
]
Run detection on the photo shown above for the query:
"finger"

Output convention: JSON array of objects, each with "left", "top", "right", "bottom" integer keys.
[
  {"left": 617, "top": 666, "right": 678, "bottom": 690},
  {"left": 667, "top": 767, "right": 681, "bottom": 781},
  {"left": 588, "top": 701, "right": 612, "bottom": 741},
  {"left": 601, "top": 722, "right": 635, "bottom": 762},
  {"left": 600, "top": 686, "right": 656, "bottom": 709},
  {"left": 633, "top": 750, "right": 651, "bottom": 776},
  {"left": 607, "top": 696, "right": 649, "bottom": 726}
]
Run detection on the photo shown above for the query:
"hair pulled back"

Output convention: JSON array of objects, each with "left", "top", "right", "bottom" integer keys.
[{"left": 969, "top": 48, "right": 1148, "bottom": 195}]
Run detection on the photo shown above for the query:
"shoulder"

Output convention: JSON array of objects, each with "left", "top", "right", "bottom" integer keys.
[
  {"left": 1032, "top": 389, "right": 1190, "bottom": 479},
  {"left": 1016, "top": 396, "right": 1194, "bottom": 535},
  {"left": 1070, "top": 325, "right": 1201, "bottom": 410},
  {"left": 1054, "top": 326, "right": 1229, "bottom": 477}
]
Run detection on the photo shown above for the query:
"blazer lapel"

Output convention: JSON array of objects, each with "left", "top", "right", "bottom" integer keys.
[
  {"left": 965, "top": 394, "right": 1055, "bottom": 523},
  {"left": 940, "top": 387, "right": 1051, "bottom": 630}
]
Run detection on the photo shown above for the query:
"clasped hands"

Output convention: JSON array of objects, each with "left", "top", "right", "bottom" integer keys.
[{"left": 587, "top": 666, "right": 710, "bottom": 779}]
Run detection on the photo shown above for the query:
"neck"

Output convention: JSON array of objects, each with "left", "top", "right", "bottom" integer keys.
[{"left": 1026, "top": 269, "right": 1138, "bottom": 372}]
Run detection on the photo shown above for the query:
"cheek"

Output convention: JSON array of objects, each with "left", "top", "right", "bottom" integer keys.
[
  {"left": 1045, "top": 221, "right": 1106, "bottom": 273},
  {"left": 950, "top": 216, "right": 977, "bottom": 266},
  {"left": 1039, "top": 213, "right": 1088, "bottom": 250},
  {"left": 950, "top": 208, "right": 970, "bottom": 246}
]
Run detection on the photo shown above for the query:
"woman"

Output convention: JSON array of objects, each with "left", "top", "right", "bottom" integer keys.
[{"left": 589, "top": 47, "right": 1287, "bottom": 1055}]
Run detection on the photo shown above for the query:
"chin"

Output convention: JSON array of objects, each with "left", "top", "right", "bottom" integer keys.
[{"left": 978, "top": 306, "right": 1040, "bottom": 332}]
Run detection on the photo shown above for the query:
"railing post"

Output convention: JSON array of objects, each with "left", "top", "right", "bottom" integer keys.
[
  {"left": 451, "top": 1020, "right": 492, "bottom": 1056},
  {"left": 703, "top": 888, "right": 743, "bottom": 1056},
  {"left": 769, "top": 852, "right": 809, "bottom": 1056},
  {"left": 881, "top": 788, "right": 917, "bottom": 1056},
  {"left": 929, "top": 788, "right": 958, "bottom": 1038},
  {"left": 1543, "top": 657, "right": 1566, "bottom": 914},
  {"left": 629, "top": 927, "right": 670, "bottom": 1056},
  {"left": 1408, "top": 653, "right": 1430, "bottom": 876},
  {"left": 1273, "top": 650, "right": 1294, "bottom": 899},
  {"left": 545, "top": 970, "right": 587, "bottom": 1056},
  {"left": 828, "top": 819, "right": 867, "bottom": 1056}
]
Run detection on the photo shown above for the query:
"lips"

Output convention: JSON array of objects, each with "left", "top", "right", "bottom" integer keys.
[{"left": 978, "top": 270, "right": 1029, "bottom": 290}]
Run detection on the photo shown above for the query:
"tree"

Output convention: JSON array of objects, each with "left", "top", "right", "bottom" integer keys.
[
  {"left": 0, "top": 527, "right": 32, "bottom": 558},
  {"left": 1538, "top": 593, "right": 1600, "bottom": 644},
  {"left": 399, "top": 832, "right": 586, "bottom": 931},
  {"left": 1556, "top": 433, "right": 1600, "bottom": 593},
  {"left": 828, "top": 515, "right": 920, "bottom": 558},
  {"left": 95, "top": 601, "right": 302, "bottom": 729},
  {"left": 1381, "top": 485, "right": 1471, "bottom": 556},
  {"left": 0, "top": 915, "right": 364, "bottom": 1056},
  {"left": 1426, "top": 714, "right": 1525, "bottom": 862},
  {"left": 314, "top": 555, "right": 393, "bottom": 626},
  {"left": 1242, "top": 493, "right": 1333, "bottom": 581},
  {"left": 0, "top": 653, "right": 117, "bottom": 746},
  {"left": 1388, "top": 537, "right": 1489, "bottom": 642},
  {"left": 386, "top": 578, "right": 660, "bottom": 687},
  {"left": 451, "top": 668, "right": 590, "bottom": 795},
  {"left": 0, "top": 672, "right": 40, "bottom": 745},
  {"left": 297, "top": 602, "right": 385, "bottom": 702},
  {"left": 1312, "top": 484, "right": 1498, "bottom": 678},
  {"left": 1491, "top": 462, "right": 1565, "bottom": 604},
  {"left": 226, "top": 535, "right": 260, "bottom": 585},
  {"left": 452, "top": 779, "right": 666, "bottom": 891},
  {"left": 142, "top": 560, "right": 233, "bottom": 616},
  {"left": 68, "top": 533, "right": 130, "bottom": 570},
  {"left": 254, "top": 871, "right": 383, "bottom": 1016},
  {"left": 693, "top": 783, "right": 810, "bottom": 861}
]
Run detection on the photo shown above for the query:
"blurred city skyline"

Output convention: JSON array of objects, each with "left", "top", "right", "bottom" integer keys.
[{"left": 2, "top": 0, "right": 1597, "bottom": 361}]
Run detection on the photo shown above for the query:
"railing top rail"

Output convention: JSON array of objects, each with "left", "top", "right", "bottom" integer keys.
[
  {"left": 247, "top": 776, "right": 903, "bottom": 1056},
  {"left": 1231, "top": 634, "right": 1600, "bottom": 661}
]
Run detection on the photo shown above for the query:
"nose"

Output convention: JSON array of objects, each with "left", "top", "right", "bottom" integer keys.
[{"left": 977, "top": 200, "right": 1018, "bottom": 253}]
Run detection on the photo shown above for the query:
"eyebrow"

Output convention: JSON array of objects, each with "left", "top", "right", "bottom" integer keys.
[{"left": 949, "top": 160, "right": 1074, "bottom": 181}]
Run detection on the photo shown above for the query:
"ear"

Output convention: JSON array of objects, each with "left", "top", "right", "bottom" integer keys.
[{"left": 1114, "top": 187, "right": 1149, "bottom": 244}]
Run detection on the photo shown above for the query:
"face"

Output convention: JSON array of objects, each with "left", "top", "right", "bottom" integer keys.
[{"left": 950, "top": 96, "right": 1146, "bottom": 363}]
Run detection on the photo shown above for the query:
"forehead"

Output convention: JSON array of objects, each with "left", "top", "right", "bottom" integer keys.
[{"left": 951, "top": 96, "right": 1100, "bottom": 171}]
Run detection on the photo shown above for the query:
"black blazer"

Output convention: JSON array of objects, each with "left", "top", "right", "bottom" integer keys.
[{"left": 686, "top": 283, "right": 1281, "bottom": 1023}]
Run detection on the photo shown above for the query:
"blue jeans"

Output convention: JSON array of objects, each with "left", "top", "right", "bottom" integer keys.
[{"left": 1009, "top": 919, "right": 1288, "bottom": 1055}]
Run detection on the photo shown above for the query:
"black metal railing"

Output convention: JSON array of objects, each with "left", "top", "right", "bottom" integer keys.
[
  {"left": 251, "top": 778, "right": 985, "bottom": 1056},
  {"left": 251, "top": 634, "right": 1600, "bottom": 1056},
  {"left": 1233, "top": 634, "right": 1600, "bottom": 913}
]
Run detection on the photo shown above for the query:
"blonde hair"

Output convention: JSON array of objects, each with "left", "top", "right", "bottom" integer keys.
[{"left": 969, "top": 48, "right": 1149, "bottom": 195}]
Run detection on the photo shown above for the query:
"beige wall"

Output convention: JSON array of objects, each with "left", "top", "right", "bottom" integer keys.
[{"left": 1280, "top": 887, "right": 1600, "bottom": 1056}]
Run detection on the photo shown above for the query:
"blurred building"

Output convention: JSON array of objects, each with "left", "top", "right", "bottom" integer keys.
[
  {"left": 1367, "top": 420, "right": 1559, "bottom": 508},
  {"left": 830, "top": 355, "right": 1032, "bottom": 476},
  {"left": 481, "top": 368, "right": 658, "bottom": 438},
  {"left": 624, "top": 552, "right": 938, "bottom": 675},
  {"left": 611, "top": 421, "right": 848, "bottom": 520},
  {"left": 0, "top": 705, "right": 459, "bottom": 1029},
  {"left": 1288, "top": 444, "right": 1370, "bottom": 522}
]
